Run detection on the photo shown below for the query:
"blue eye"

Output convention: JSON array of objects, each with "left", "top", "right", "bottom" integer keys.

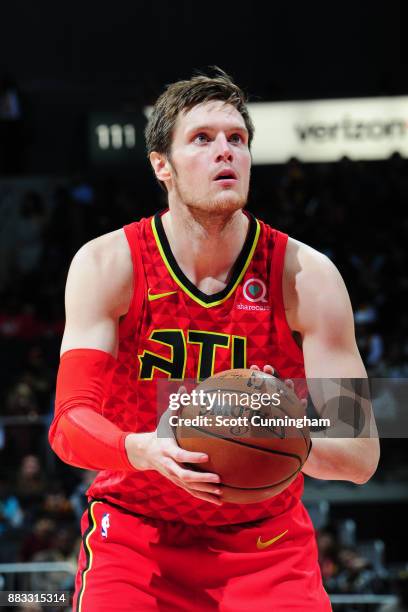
[{"left": 194, "top": 133, "right": 209, "bottom": 144}]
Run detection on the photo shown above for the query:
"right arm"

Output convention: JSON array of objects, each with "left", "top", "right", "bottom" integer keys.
[{"left": 49, "top": 230, "right": 222, "bottom": 504}]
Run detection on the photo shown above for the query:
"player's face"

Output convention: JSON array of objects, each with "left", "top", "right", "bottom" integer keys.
[{"left": 167, "top": 101, "right": 251, "bottom": 213}]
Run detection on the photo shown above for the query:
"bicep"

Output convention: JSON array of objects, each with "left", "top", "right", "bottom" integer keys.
[
  {"left": 302, "top": 304, "right": 366, "bottom": 380},
  {"left": 297, "top": 257, "right": 378, "bottom": 436},
  {"left": 294, "top": 247, "right": 365, "bottom": 378},
  {"left": 60, "top": 242, "right": 129, "bottom": 357},
  {"left": 302, "top": 320, "right": 378, "bottom": 443},
  {"left": 61, "top": 311, "right": 118, "bottom": 357}
]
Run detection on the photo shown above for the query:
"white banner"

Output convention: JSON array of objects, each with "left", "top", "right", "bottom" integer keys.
[{"left": 249, "top": 96, "right": 408, "bottom": 163}]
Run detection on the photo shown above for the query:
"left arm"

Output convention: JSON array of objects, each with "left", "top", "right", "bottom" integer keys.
[{"left": 284, "top": 239, "right": 380, "bottom": 484}]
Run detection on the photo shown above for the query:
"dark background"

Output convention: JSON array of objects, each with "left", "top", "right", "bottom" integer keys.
[
  {"left": 0, "top": 0, "right": 406, "bottom": 172},
  {"left": 0, "top": 2, "right": 407, "bottom": 609}
]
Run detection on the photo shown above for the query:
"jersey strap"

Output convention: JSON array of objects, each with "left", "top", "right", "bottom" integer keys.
[{"left": 121, "top": 222, "right": 147, "bottom": 332}]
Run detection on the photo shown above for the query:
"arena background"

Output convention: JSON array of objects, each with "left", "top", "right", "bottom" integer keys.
[{"left": 0, "top": 2, "right": 407, "bottom": 610}]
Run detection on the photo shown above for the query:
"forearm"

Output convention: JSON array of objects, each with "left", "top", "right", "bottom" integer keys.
[
  {"left": 49, "top": 406, "right": 134, "bottom": 471},
  {"left": 49, "top": 348, "right": 135, "bottom": 472},
  {"left": 302, "top": 437, "right": 380, "bottom": 484}
]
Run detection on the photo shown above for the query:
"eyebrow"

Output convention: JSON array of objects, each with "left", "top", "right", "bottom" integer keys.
[{"left": 187, "top": 124, "right": 248, "bottom": 135}]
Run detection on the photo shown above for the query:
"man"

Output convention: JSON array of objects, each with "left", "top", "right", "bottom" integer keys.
[{"left": 49, "top": 69, "right": 379, "bottom": 611}]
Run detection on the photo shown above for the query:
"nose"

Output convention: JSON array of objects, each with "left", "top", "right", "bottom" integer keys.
[{"left": 214, "top": 134, "right": 233, "bottom": 163}]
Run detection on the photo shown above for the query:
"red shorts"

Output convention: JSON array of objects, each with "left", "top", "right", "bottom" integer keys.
[{"left": 73, "top": 499, "right": 331, "bottom": 612}]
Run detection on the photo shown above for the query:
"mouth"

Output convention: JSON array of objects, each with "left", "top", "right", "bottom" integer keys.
[{"left": 214, "top": 169, "right": 238, "bottom": 183}]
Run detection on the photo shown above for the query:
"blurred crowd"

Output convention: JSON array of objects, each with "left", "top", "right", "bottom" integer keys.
[
  {"left": 1, "top": 155, "right": 407, "bottom": 380},
  {"left": 0, "top": 155, "right": 407, "bottom": 607},
  {"left": 251, "top": 154, "right": 408, "bottom": 378},
  {"left": 317, "top": 527, "right": 408, "bottom": 611}
]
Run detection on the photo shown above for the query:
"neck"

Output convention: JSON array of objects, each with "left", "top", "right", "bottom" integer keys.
[{"left": 162, "top": 203, "right": 249, "bottom": 293}]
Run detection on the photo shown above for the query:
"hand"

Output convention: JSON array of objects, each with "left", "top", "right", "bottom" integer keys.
[
  {"left": 125, "top": 387, "right": 222, "bottom": 505},
  {"left": 250, "top": 364, "right": 307, "bottom": 408}
]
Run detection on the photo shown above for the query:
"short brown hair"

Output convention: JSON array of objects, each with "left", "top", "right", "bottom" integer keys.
[{"left": 145, "top": 67, "right": 254, "bottom": 158}]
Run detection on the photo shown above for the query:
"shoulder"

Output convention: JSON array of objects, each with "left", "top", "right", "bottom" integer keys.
[
  {"left": 284, "top": 236, "right": 342, "bottom": 287},
  {"left": 67, "top": 229, "right": 133, "bottom": 317},
  {"left": 72, "top": 228, "right": 132, "bottom": 272},
  {"left": 283, "top": 236, "right": 353, "bottom": 335}
]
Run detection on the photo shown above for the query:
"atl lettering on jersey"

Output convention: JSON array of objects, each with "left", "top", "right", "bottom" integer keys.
[{"left": 87, "top": 211, "right": 306, "bottom": 525}]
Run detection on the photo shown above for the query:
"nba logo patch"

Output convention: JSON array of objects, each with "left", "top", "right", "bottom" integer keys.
[{"left": 101, "top": 513, "right": 110, "bottom": 538}]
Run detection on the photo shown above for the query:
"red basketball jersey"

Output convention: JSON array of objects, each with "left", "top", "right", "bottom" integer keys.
[{"left": 87, "top": 210, "right": 306, "bottom": 526}]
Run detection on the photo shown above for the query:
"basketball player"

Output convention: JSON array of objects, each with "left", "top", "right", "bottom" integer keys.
[{"left": 49, "top": 69, "right": 380, "bottom": 611}]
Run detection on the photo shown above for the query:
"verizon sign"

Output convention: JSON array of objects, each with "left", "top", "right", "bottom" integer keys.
[{"left": 248, "top": 96, "right": 408, "bottom": 164}]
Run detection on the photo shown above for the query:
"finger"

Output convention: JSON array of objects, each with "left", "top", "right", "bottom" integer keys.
[
  {"left": 166, "top": 385, "right": 187, "bottom": 419},
  {"left": 167, "top": 475, "right": 223, "bottom": 504},
  {"left": 263, "top": 365, "right": 275, "bottom": 375},
  {"left": 168, "top": 445, "right": 210, "bottom": 465},
  {"left": 171, "top": 462, "right": 220, "bottom": 484},
  {"left": 190, "top": 482, "right": 222, "bottom": 495},
  {"left": 157, "top": 414, "right": 176, "bottom": 438},
  {"left": 185, "top": 488, "right": 223, "bottom": 506},
  {"left": 250, "top": 365, "right": 260, "bottom": 370},
  {"left": 162, "top": 386, "right": 187, "bottom": 422},
  {"left": 301, "top": 399, "right": 308, "bottom": 408},
  {"left": 173, "top": 478, "right": 221, "bottom": 495},
  {"left": 161, "top": 454, "right": 220, "bottom": 483},
  {"left": 284, "top": 378, "right": 295, "bottom": 389}
]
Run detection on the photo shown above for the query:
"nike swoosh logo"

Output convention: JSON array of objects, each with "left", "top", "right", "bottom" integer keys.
[
  {"left": 256, "top": 529, "right": 288, "bottom": 550},
  {"left": 148, "top": 289, "right": 177, "bottom": 302}
]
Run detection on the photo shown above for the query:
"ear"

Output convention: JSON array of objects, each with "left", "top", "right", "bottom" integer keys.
[{"left": 149, "top": 152, "right": 172, "bottom": 183}]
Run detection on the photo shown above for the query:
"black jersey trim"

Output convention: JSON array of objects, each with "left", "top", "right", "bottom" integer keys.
[
  {"left": 151, "top": 211, "right": 260, "bottom": 308},
  {"left": 76, "top": 500, "right": 101, "bottom": 612}
]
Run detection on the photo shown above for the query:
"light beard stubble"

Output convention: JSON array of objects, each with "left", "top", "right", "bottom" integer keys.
[{"left": 172, "top": 175, "right": 250, "bottom": 219}]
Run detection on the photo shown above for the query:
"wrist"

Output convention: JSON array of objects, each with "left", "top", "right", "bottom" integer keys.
[{"left": 124, "top": 431, "right": 155, "bottom": 470}]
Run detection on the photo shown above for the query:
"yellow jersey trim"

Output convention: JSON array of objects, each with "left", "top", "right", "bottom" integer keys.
[
  {"left": 151, "top": 214, "right": 260, "bottom": 309},
  {"left": 77, "top": 500, "right": 101, "bottom": 612}
]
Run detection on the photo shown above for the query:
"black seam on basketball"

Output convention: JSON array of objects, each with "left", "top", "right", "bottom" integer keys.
[
  {"left": 299, "top": 427, "right": 310, "bottom": 452},
  {"left": 176, "top": 424, "right": 303, "bottom": 465},
  {"left": 219, "top": 468, "right": 301, "bottom": 490}
]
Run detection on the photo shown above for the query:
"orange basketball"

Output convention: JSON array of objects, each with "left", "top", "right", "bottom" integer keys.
[{"left": 175, "top": 368, "right": 311, "bottom": 503}]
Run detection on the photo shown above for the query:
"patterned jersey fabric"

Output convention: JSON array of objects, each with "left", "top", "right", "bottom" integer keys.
[{"left": 87, "top": 210, "right": 307, "bottom": 526}]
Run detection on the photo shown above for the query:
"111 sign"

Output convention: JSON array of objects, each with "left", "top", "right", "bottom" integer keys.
[{"left": 95, "top": 124, "right": 136, "bottom": 150}]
